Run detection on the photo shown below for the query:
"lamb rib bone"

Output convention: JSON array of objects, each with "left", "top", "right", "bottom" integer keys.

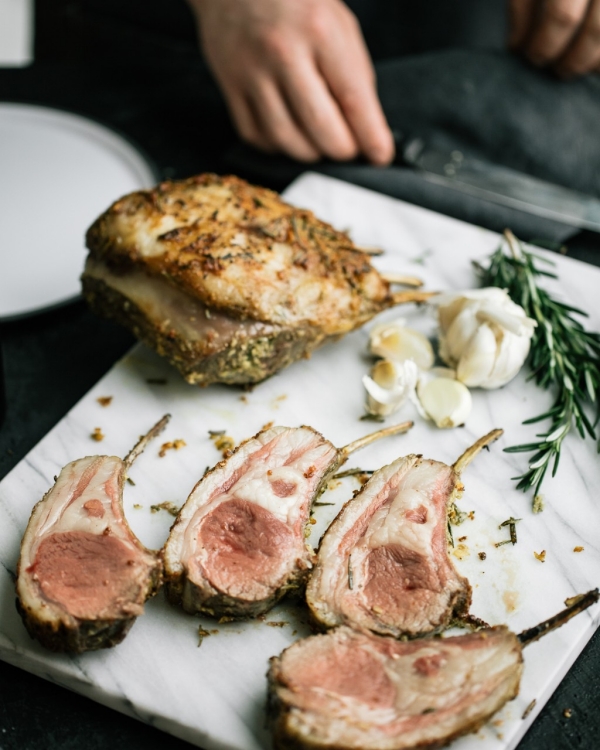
[
  {"left": 163, "top": 419, "right": 413, "bottom": 619},
  {"left": 15, "top": 415, "right": 169, "bottom": 653}
]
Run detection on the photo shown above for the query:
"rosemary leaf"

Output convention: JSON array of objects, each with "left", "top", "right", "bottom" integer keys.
[{"left": 477, "top": 230, "right": 600, "bottom": 497}]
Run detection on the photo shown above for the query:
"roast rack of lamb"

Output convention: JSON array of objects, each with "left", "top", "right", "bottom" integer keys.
[
  {"left": 163, "top": 420, "right": 412, "bottom": 619},
  {"left": 82, "top": 174, "right": 431, "bottom": 386},
  {"left": 16, "top": 416, "right": 169, "bottom": 653},
  {"left": 268, "top": 590, "right": 599, "bottom": 750},
  {"left": 306, "top": 430, "right": 503, "bottom": 638}
]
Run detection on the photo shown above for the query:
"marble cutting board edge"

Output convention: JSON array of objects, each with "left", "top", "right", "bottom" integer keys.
[{"left": 1, "top": 172, "right": 599, "bottom": 750}]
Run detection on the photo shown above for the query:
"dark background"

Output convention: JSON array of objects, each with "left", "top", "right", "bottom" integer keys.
[{"left": 1, "top": 1, "right": 599, "bottom": 748}]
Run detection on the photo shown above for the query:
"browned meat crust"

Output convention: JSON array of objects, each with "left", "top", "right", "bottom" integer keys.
[
  {"left": 82, "top": 174, "right": 394, "bottom": 386},
  {"left": 15, "top": 567, "right": 162, "bottom": 653}
]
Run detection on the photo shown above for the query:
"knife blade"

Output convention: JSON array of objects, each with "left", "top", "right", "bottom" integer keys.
[{"left": 394, "top": 132, "right": 600, "bottom": 233}]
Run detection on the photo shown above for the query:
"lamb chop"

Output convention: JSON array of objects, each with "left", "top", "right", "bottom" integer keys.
[
  {"left": 163, "top": 420, "right": 413, "bottom": 619},
  {"left": 15, "top": 415, "right": 169, "bottom": 653},
  {"left": 268, "top": 590, "right": 599, "bottom": 750},
  {"left": 306, "top": 430, "right": 503, "bottom": 638},
  {"left": 82, "top": 174, "right": 432, "bottom": 387}
]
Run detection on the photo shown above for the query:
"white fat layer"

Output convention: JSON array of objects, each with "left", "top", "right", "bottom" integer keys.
[
  {"left": 310, "top": 456, "right": 417, "bottom": 614},
  {"left": 341, "top": 462, "right": 449, "bottom": 617},
  {"left": 234, "top": 466, "right": 308, "bottom": 520},
  {"left": 19, "top": 456, "right": 131, "bottom": 573},
  {"left": 165, "top": 426, "right": 337, "bottom": 574},
  {"left": 359, "top": 462, "right": 447, "bottom": 556},
  {"left": 84, "top": 257, "right": 275, "bottom": 345}
]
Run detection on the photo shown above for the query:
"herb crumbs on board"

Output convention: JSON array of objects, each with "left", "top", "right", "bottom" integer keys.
[
  {"left": 209, "top": 431, "right": 235, "bottom": 456},
  {"left": 90, "top": 427, "right": 104, "bottom": 442},
  {"left": 574, "top": 546, "right": 585, "bottom": 553},
  {"left": 126, "top": 476, "right": 136, "bottom": 486},
  {"left": 133, "top": 504, "right": 143, "bottom": 510},
  {"left": 96, "top": 396, "right": 113, "bottom": 407},
  {"left": 495, "top": 517, "right": 521, "bottom": 547},
  {"left": 150, "top": 501, "right": 181, "bottom": 516},
  {"left": 534, "top": 550, "right": 546, "bottom": 562},
  {"left": 478, "top": 552, "right": 487, "bottom": 560},
  {"left": 159, "top": 439, "right": 187, "bottom": 457},
  {"left": 522, "top": 699, "right": 537, "bottom": 720},
  {"left": 197, "top": 626, "right": 212, "bottom": 647}
]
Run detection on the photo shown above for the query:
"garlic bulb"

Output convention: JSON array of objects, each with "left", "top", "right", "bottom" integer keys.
[
  {"left": 434, "top": 288, "right": 536, "bottom": 389},
  {"left": 369, "top": 318, "right": 434, "bottom": 371},
  {"left": 363, "top": 359, "right": 419, "bottom": 417},
  {"left": 417, "top": 377, "right": 472, "bottom": 428}
]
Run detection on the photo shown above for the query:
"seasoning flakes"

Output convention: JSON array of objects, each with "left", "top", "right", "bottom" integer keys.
[
  {"left": 150, "top": 501, "right": 181, "bottom": 517},
  {"left": 159, "top": 439, "right": 187, "bottom": 457},
  {"left": 90, "top": 427, "right": 105, "bottom": 442}
]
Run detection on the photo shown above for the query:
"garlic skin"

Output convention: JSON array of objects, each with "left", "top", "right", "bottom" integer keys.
[
  {"left": 363, "top": 359, "right": 419, "bottom": 417},
  {"left": 369, "top": 318, "right": 434, "bottom": 371},
  {"left": 417, "top": 377, "right": 472, "bottom": 428},
  {"left": 434, "top": 288, "right": 536, "bottom": 389}
]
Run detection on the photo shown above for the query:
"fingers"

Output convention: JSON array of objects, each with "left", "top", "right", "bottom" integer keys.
[
  {"left": 510, "top": 0, "right": 600, "bottom": 77},
  {"left": 317, "top": 18, "right": 395, "bottom": 165},
  {"left": 248, "top": 78, "right": 321, "bottom": 162},
  {"left": 225, "top": 91, "right": 274, "bottom": 153},
  {"left": 556, "top": 0, "right": 600, "bottom": 75},
  {"left": 276, "top": 57, "right": 360, "bottom": 161},
  {"left": 193, "top": 0, "right": 393, "bottom": 163},
  {"left": 521, "top": 0, "right": 590, "bottom": 65},
  {"left": 508, "top": 0, "right": 539, "bottom": 48}
]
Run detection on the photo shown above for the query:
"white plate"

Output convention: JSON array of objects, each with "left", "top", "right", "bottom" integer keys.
[{"left": 0, "top": 103, "right": 157, "bottom": 322}]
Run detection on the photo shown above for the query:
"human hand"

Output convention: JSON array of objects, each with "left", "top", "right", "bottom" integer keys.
[
  {"left": 509, "top": 0, "right": 600, "bottom": 77},
  {"left": 188, "top": 0, "right": 394, "bottom": 164}
]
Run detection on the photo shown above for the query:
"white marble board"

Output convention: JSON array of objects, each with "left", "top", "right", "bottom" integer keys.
[{"left": 1, "top": 173, "right": 599, "bottom": 750}]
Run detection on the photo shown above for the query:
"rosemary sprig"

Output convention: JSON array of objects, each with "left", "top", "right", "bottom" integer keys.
[{"left": 476, "top": 230, "right": 600, "bottom": 496}]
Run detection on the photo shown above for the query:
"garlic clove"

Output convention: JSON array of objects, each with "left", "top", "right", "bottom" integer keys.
[
  {"left": 456, "top": 323, "right": 497, "bottom": 387},
  {"left": 476, "top": 298, "right": 536, "bottom": 337},
  {"left": 441, "top": 306, "right": 480, "bottom": 367},
  {"left": 482, "top": 327, "right": 532, "bottom": 389},
  {"left": 363, "top": 359, "right": 419, "bottom": 417},
  {"left": 370, "top": 319, "right": 434, "bottom": 370},
  {"left": 417, "top": 377, "right": 472, "bottom": 428}
]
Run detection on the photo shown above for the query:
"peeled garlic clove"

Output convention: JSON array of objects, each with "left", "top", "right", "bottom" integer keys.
[
  {"left": 363, "top": 359, "right": 418, "bottom": 417},
  {"left": 417, "top": 377, "right": 472, "bottom": 428},
  {"left": 363, "top": 378, "right": 404, "bottom": 417},
  {"left": 370, "top": 319, "right": 434, "bottom": 370}
]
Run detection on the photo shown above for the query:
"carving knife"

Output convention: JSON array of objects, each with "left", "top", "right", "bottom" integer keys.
[{"left": 394, "top": 131, "right": 600, "bottom": 233}]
